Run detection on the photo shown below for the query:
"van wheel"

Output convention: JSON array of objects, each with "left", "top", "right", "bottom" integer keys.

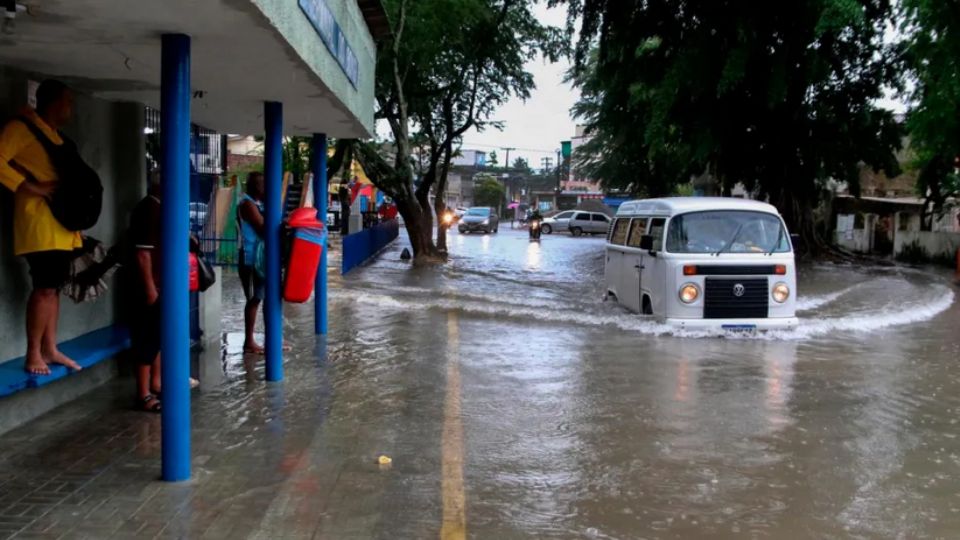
[
  {"left": 542, "top": 224, "right": 552, "bottom": 234},
  {"left": 571, "top": 227, "right": 583, "bottom": 237},
  {"left": 642, "top": 296, "right": 653, "bottom": 315}
]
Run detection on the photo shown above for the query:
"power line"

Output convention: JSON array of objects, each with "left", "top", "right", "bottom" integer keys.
[{"left": 461, "top": 141, "right": 557, "bottom": 154}]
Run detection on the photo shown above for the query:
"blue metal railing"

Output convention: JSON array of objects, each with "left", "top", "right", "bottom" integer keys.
[{"left": 341, "top": 219, "right": 400, "bottom": 274}]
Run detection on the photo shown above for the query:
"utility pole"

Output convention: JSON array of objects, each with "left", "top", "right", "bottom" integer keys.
[
  {"left": 556, "top": 148, "right": 562, "bottom": 192},
  {"left": 541, "top": 156, "right": 553, "bottom": 175},
  {"left": 501, "top": 147, "right": 515, "bottom": 170}
]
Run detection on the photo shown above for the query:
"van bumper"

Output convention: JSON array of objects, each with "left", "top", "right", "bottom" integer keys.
[{"left": 663, "top": 317, "right": 799, "bottom": 332}]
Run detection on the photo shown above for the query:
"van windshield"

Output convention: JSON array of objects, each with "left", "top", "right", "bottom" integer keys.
[
  {"left": 666, "top": 211, "right": 790, "bottom": 253},
  {"left": 466, "top": 208, "right": 491, "bottom": 216}
]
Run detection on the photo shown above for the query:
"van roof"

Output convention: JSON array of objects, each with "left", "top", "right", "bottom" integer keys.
[{"left": 615, "top": 197, "right": 781, "bottom": 217}]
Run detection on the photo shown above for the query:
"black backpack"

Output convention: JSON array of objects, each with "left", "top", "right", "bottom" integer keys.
[{"left": 16, "top": 117, "right": 103, "bottom": 232}]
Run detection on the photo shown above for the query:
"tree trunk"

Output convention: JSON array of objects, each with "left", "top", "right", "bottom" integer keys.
[
  {"left": 434, "top": 143, "right": 454, "bottom": 253},
  {"left": 390, "top": 193, "right": 444, "bottom": 263}
]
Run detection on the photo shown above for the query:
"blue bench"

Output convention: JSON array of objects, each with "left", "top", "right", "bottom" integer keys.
[{"left": 0, "top": 325, "right": 130, "bottom": 398}]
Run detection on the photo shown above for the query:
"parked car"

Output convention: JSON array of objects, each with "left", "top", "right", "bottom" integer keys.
[
  {"left": 458, "top": 207, "right": 499, "bottom": 234},
  {"left": 568, "top": 211, "right": 611, "bottom": 237},
  {"left": 541, "top": 210, "right": 576, "bottom": 234}
]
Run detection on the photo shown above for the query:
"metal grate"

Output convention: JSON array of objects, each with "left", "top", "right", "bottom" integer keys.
[
  {"left": 144, "top": 107, "right": 233, "bottom": 266},
  {"left": 704, "top": 278, "right": 768, "bottom": 319}
]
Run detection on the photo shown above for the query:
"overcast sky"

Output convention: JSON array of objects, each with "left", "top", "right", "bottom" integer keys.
[
  {"left": 459, "top": 3, "right": 579, "bottom": 169},
  {"left": 379, "top": 4, "right": 907, "bottom": 170}
]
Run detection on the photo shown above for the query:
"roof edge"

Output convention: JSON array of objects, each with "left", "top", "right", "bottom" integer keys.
[{"left": 358, "top": 0, "right": 391, "bottom": 41}]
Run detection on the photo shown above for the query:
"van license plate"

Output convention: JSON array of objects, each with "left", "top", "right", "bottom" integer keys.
[{"left": 722, "top": 324, "right": 757, "bottom": 332}]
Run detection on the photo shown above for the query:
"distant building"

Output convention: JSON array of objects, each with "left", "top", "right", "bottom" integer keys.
[
  {"left": 452, "top": 149, "right": 487, "bottom": 168},
  {"left": 566, "top": 125, "right": 602, "bottom": 192},
  {"left": 442, "top": 169, "right": 474, "bottom": 209}
]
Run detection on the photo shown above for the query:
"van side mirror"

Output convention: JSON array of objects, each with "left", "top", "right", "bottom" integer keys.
[{"left": 639, "top": 234, "right": 654, "bottom": 251}]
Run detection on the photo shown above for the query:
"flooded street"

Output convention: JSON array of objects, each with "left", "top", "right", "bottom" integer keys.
[
  {"left": 2, "top": 227, "right": 959, "bottom": 539},
  {"left": 304, "top": 227, "right": 960, "bottom": 538}
]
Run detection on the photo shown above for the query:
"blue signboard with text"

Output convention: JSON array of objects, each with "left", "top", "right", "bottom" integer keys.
[{"left": 298, "top": 0, "right": 359, "bottom": 87}]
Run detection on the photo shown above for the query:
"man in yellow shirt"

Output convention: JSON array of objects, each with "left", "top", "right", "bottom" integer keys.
[{"left": 0, "top": 80, "right": 83, "bottom": 375}]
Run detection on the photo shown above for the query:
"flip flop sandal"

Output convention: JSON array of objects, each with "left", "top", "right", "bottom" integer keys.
[{"left": 139, "top": 394, "right": 161, "bottom": 413}]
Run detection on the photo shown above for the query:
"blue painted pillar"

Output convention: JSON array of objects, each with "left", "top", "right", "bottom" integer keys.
[
  {"left": 159, "top": 33, "right": 191, "bottom": 482},
  {"left": 311, "top": 133, "right": 328, "bottom": 335},
  {"left": 263, "top": 102, "right": 284, "bottom": 381}
]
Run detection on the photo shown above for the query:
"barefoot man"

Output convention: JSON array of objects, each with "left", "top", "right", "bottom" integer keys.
[{"left": 0, "top": 80, "right": 82, "bottom": 375}]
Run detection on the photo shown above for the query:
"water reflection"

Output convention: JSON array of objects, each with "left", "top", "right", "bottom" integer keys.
[{"left": 525, "top": 241, "right": 542, "bottom": 271}]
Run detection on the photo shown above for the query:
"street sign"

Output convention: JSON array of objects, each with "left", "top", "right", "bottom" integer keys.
[{"left": 561, "top": 140, "right": 572, "bottom": 158}]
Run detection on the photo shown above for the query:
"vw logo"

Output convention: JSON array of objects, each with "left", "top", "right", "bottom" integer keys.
[{"left": 732, "top": 283, "right": 746, "bottom": 297}]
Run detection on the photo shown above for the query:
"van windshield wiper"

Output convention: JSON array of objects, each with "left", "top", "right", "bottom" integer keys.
[{"left": 714, "top": 223, "right": 746, "bottom": 256}]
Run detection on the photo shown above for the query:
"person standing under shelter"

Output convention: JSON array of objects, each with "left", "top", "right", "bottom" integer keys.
[
  {"left": 0, "top": 80, "right": 82, "bottom": 375},
  {"left": 129, "top": 175, "right": 163, "bottom": 411},
  {"left": 237, "top": 172, "right": 266, "bottom": 354}
]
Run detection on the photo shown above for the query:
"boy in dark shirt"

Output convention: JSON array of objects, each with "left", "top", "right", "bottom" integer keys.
[{"left": 129, "top": 178, "right": 163, "bottom": 411}]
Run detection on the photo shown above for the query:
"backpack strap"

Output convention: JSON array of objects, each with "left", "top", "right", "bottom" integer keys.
[{"left": 16, "top": 116, "right": 59, "bottom": 155}]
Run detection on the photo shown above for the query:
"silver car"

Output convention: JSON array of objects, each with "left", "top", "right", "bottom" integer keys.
[
  {"left": 458, "top": 207, "right": 500, "bottom": 234},
  {"left": 568, "top": 211, "right": 611, "bottom": 237},
  {"left": 541, "top": 210, "right": 575, "bottom": 234}
]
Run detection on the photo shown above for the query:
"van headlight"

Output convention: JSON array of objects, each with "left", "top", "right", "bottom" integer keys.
[
  {"left": 679, "top": 283, "right": 700, "bottom": 304},
  {"left": 772, "top": 282, "right": 790, "bottom": 303}
]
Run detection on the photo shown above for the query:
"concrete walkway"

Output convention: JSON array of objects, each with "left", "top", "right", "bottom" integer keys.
[{"left": 0, "top": 272, "right": 444, "bottom": 540}]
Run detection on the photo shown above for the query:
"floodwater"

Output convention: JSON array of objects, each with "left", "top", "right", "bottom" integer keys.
[
  {"left": 318, "top": 226, "right": 960, "bottom": 539},
  {"left": 237, "top": 227, "right": 960, "bottom": 538}
]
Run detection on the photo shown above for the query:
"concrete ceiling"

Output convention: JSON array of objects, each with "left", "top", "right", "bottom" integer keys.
[{"left": 0, "top": 0, "right": 371, "bottom": 137}]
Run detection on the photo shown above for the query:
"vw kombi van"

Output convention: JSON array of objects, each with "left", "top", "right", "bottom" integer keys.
[{"left": 604, "top": 198, "right": 798, "bottom": 331}]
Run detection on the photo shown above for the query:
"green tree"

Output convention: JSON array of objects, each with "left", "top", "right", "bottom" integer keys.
[
  {"left": 473, "top": 176, "right": 507, "bottom": 210},
  {"left": 488, "top": 150, "right": 499, "bottom": 168},
  {"left": 559, "top": 0, "right": 902, "bottom": 251},
  {"left": 900, "top": 0, "right": 960, "bottom": 225},
  {"left": 512, "top": 156, "right": 531, "bottom": 173},
  {"left": 282, "top": 136, "right": 311, "bottom": 183},
  {"left": 343, "top": 0, "right": 564, "bottom": 260}
]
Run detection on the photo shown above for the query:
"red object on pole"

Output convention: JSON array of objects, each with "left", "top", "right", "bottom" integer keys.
[
  {"left": 188, "top": 253, "right": 199, "bottom": 292},
  {"left": 284, "top": 208, "right": 327, "bottom": 303}
]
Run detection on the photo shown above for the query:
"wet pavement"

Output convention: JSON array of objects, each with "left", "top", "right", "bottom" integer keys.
[{"left": 2, "top": 227, "right": 960, "bottom": 538}]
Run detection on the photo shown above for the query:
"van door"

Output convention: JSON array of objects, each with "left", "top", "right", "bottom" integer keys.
[
  {"left": 619, "top": 217, "right": 648, "bottom": 313},
  {"left": 606, "top": 218, "right": 631, "bottom": 300},
  {"left": 641, "top": 217, "right": 667, "bottom": 315}
]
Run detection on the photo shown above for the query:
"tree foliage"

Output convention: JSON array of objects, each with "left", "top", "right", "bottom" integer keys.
[
  {"left": 344, "top": 0, "right": 564, "bottom": 259},
  {"left": 558, "top": 0, "right": 903, "bottom": 249},
  {"left": 282, "top": 136, "right": 311, "bottom": 182},
  {"left": 512, "top": 156, "right": 532, "bottom": 173},
  {"left": 473, "top": 177, "right": 507, "bottom": 209},
  {"left": 900, "top": 0, "right": 960, "bottom": 216}
]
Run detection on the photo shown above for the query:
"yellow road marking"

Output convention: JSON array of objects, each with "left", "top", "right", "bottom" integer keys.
[{"left": 440, "top": 312, "right": 466, "bottom": 540}]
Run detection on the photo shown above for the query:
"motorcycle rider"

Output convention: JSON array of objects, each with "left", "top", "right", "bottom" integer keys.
[{"left": 528, "top": 207, "right": 544, "bottom": 239}]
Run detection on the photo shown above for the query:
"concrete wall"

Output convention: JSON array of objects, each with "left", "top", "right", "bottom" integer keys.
[
  {"left": 252, "top": 0, "right": 377, "bottom": 134},
  {"left": 894, "top": 231, "right": 960, "bottom": 260},
  {"left": 0, "top": 67, "right": 146, "bottom": 362}
]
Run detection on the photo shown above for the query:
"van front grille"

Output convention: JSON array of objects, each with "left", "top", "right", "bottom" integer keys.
[{"left": 704, "top": 278, "right": 768, "bottom": 319}]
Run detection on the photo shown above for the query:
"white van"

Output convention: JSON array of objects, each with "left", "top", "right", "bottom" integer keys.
[{"left": 604, "top": 197, "right": 798, "bottom": 331}]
